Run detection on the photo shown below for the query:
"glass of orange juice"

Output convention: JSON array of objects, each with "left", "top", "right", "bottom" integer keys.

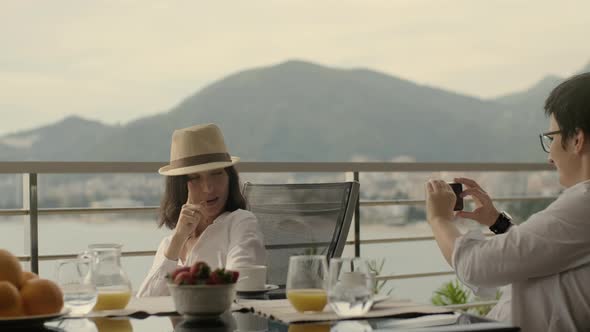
[{"left": 286, "top": 255, "right": 328, "bottom": 313}]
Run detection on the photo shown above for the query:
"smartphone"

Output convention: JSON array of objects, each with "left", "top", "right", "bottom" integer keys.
[{"left": 449, "top": 183, "right": 463, "bottom": 211}]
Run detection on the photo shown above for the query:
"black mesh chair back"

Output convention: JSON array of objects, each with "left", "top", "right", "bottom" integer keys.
[{"left": 242, "top": 181, "right": 359, "bottom": 287}]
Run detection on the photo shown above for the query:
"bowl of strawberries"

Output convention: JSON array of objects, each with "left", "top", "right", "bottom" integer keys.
[{"left": 166, "top": 262, "right": 239, "bottom": 318}]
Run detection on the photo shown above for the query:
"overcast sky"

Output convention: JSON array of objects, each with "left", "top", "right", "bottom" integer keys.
[{"left": 1, "top": 0, "right": 589, "bottom": 135}]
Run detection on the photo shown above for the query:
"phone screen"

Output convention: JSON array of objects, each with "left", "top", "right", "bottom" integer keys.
[{"left": 449, "top": 183, "right": 463, "bottom": 211}]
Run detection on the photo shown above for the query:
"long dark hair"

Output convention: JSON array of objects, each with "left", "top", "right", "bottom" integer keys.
[{"left": 158, "top": 166, "right": 246, "bottom": 230}]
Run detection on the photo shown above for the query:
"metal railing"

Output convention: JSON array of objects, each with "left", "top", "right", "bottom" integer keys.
[{"left": 1, "top": 161, "right": 555, "bottom": 290}]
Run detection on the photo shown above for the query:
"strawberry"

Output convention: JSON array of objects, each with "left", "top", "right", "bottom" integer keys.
[
  {"left": 210, "top": 268, "right": 233, "bottom": 284},
  {"left": 208, "top": 270, "right": 222, "bottom": 285},
  {"left": 190, "top": 261, "right": 211, "bottom": 280},
  {"left": 169, "top": 266, "right": 190, "bottom": 281},
  {"left": 174, "top": 271, "right": 193, "bottom": 285},
  {"left": 230, "top": 271, "right": 240, "bottom": 283},
  {"left": 221, "top": 271, "right": 232, "bottom": 284}
]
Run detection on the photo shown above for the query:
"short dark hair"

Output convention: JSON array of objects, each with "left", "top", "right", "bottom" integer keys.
[
  {"left": 158, "top": 166, "right": 246, "bottom": 230},
  {"left": 545, "top": 72, "right": 590, "bottom": 148}
]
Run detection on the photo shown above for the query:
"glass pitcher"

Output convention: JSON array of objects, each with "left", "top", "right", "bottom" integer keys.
[
  {"left": 82, "top": 243, "right": 132, "bottom": 311},
  {"left": 55, "top": 257, "right": 97, "bottom": 315}
]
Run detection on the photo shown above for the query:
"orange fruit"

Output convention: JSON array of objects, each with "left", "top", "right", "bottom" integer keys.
[
  {"left": 20, "top": 271, "right": 39, "bottom": 285},
  {"left": 0, "top": 249, "right": 23, "bottom": 288},
  {"left": 20, "top": 279, "right": 63, "bottom": 316},
  {"left": 0, "top": 281, "right": 24, "bottom": 317}
]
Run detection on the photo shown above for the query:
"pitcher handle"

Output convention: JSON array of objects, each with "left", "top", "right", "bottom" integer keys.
[{"left": 77, "top": 251, "right": 92, "bottom": 279}]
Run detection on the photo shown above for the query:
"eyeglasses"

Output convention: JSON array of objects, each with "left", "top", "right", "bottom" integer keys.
[{"left": 539, "top": 130, "right": 562, "bottom": 153}]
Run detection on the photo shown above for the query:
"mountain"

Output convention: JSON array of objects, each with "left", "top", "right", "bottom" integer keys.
[
  {"left": 492, "top": 75, "right": 563, "bottom": 135},
  {"left": 0, "top": 116, "right": 117, "bottom": 161},
  {"left": 490, "top": 61, "right": 590, "bottom": 136},
  {"left": 494, "top": 75, "right": 563, "bottom": 108},
  {"left": 79, "top": 60, "right": 518, "bottom": 162},
  {"left": 495, "top": 61, "right": 590, "bottom": 108},
  {"left": 4, "top": 59, "right": 584, "bottom": 163}
]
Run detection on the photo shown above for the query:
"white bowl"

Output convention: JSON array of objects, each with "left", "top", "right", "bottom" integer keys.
[{"left": 168, "top": 283, "right": 236, "bottom": 318}]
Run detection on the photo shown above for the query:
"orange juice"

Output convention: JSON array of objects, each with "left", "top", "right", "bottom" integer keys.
[
  {"left": 93, "top": 291, "right": 131, "bottom": 311},
  {"left": 287, "top": 289, "right": 327, "bottom": 312}
]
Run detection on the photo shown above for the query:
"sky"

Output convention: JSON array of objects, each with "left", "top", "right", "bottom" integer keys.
[{"left": 1, "top": 0, "right": 589, "bottom": 135}]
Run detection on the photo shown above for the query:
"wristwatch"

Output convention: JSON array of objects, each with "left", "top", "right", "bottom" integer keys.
[{"left": 489, "top": 211, "right": 513, "bottom": 234}]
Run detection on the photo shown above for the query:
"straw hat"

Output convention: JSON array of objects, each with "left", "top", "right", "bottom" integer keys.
[{"left": 158, "top": 124, "right": 240, "bottom": 176}]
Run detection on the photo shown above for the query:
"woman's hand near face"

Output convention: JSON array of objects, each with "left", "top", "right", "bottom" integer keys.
[
  {"left": 173, "top": 202, "right": 203, "bottom": 241},
  {"left": 425, "top": 179, "right": 456, "bottom": 223},
  {"left": 164, "top": 181, "right": 204, "bottom": 261}
]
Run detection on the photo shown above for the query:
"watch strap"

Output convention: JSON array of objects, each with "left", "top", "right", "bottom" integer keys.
[{"left": 489, "top": 212, "right": 513, "bottom": 234}]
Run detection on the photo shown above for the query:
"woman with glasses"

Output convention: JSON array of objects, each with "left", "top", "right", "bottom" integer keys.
[
  {"left": 424, "top": 73, "right": 590, "bottom": 331},
  {"left": 137, "top": 124, "right": 266, "bottom": 297}
]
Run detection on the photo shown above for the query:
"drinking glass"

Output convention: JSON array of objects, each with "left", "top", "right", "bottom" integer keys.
[
  {"left": 55, "top": 258, "right": 98, "bottom": 315},
  {"left": 328, "top": 257, "right": 374, "bottom": 317},
  {"left": 286, "top": 255, "right": 328, "bottom": 313}
]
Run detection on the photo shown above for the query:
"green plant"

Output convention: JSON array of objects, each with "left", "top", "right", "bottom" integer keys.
[
  {"left": 367, "top": 258, "right": 393, "bottom": 295},
  {"left": 431, "top": 279, "right": 469, "bottom": 306},
  {"left": 431, "top": 279, "right": 501, "bottom": 316}
]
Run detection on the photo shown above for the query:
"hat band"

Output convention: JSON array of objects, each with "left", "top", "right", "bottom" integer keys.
[{"left": 170, "top": 153, "right": 232, "bottom": 169}]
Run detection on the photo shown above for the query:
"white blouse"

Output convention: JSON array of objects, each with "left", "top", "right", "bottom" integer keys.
[
  {"left": 452, "top": 180, "right": 590, "bottom": 332},
  {"left": 137, "top": 209, "right": 266, "bottom": 297}
]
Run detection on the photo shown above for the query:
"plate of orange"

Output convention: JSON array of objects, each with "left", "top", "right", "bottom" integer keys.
[
  {"left": 0, "top": 308, "right": 69, "bottom": 327},
  {"left": 0, "top": 249, "right": 67, "bottom": 326}
]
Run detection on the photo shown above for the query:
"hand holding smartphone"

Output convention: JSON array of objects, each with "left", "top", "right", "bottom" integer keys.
[{"left": 449, "top": 183, "right": 463, "bottom": 211}]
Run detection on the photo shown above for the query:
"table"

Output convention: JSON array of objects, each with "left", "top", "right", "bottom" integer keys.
[{"left": 36, "top": 311, "right": 519, "bottom": 332}]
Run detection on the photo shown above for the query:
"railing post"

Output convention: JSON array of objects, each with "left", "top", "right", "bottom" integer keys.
[
  {"left": 354, "top": 171, "right": 360, "bottom": 257},
  {"left": 22, "top": 173, "right": 39, "bottom": 273}
]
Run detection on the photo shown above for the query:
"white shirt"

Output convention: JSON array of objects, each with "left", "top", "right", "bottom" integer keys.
[
  {"left": 137, "top": 209, "right": 266, "bottom": 297},
  {"left": 452, "top": 180, "right": 590, "bottom": 332}
]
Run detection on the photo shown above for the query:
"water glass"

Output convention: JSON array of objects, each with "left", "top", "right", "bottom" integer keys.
[
  {"left": 286, "top": 255, "right": 328, "bottom": 313},
  {"left": 55, "top": 258, "right": 98, "bottom": 315},
  {"left": 328, "top": 257, "right": 374, "bottom": 317}
]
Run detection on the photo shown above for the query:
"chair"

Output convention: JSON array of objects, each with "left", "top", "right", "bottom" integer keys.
[{"left": 242, "top": 181, "right": 360, "bottom": 288}]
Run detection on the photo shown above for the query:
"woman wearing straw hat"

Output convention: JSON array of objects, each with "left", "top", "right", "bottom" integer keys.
[{"left": 137, "top": 124, "right": 266, "bottom": 297}]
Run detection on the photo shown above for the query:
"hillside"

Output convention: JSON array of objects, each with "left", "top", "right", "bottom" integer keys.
[{"left": 5, "top": 59, "right": 589, "bottom": 162}]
